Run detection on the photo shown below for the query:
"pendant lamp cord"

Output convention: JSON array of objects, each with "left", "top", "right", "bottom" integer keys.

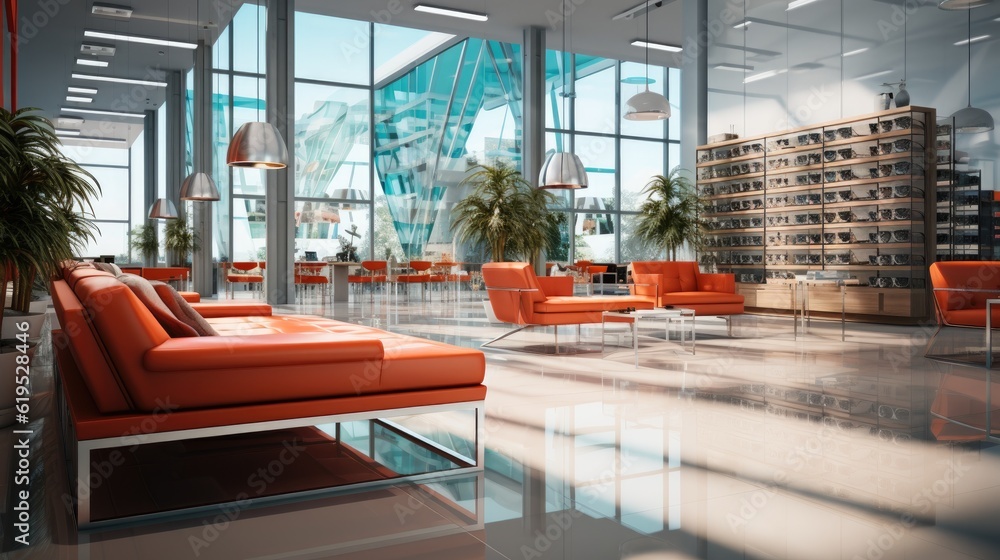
[
  {"left": 257, "top": 0, "right": 262, "bottom": 121},
  {"left": 644, "top": 1, "right": 649, "bottom": 88},
  {"left": 967, "top": 8, "right": 972, "bottom": 108}
]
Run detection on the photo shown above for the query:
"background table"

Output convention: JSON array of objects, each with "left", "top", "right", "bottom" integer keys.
[{"left": 602, "top": 308, "right": 695, "bottom": 367}]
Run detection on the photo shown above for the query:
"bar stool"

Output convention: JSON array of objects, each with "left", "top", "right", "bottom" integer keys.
[
  {"left": 348, "top": 260, "right": 387, "bottom": 304},
  {"left": 294, "top": 262, "right": 329, "bottom": 303}
]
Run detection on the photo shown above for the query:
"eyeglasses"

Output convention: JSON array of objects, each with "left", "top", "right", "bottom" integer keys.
[
  {"left": 837, "top": 127, "right": 855, "bottom": 139},
  {"left": 838, "top": 148, "right": 858, "bottom": 160}
]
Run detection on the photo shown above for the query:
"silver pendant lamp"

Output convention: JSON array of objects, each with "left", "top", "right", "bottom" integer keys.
[
  {"left": 951, "top": 9, "right": 994, "bottom": 133},
  {"left": 538, "top": 4, "right": 587, "bottom": 189},
  {"left": 179, "top": 172, "right": 221, "bottom": 200},
  {"left": 148, "top": 198, "right": 179, "bottom": 219},
  {"left": 939, "top": 0, "right": 991, "bottom": 10},
  {"left": 624, "top": 1, "right": 671, "bottom": 121},
  {"left": 226, "top": 0, "right": 289, "bottom": 168}
]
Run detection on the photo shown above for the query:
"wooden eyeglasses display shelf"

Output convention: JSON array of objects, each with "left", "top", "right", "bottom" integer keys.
[{"left": 696, "top": 106, "right": 935, "bottom": 322}]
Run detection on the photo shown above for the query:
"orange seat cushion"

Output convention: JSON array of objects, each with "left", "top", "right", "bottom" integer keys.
[
  {"left": 533, "top": 296, "right": 654, "bottom": 313},
  {"left": 660, "top": 292, "right": 744, "bottom": 306}
]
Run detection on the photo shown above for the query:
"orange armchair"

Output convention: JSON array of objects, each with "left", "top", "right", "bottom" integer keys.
[
  {"left": 926, "top": 261, "right": 1000, "bottom": 365},
  {"left": 481, "top": 262, "right": 653, "bottom": 349}
]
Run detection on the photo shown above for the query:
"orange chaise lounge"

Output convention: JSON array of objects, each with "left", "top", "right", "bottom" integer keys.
[
  {"left": 629, "top": 261, "right": 745, "bottom": 317},
  {"left": 51, "top": 263, "right": 486, "bottom": 527},
  {"left": 481, "top": 262, "right": 654, "bottom": 349}
]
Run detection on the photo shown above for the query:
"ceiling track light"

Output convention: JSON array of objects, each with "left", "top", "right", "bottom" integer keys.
[
  {"left": 81, "top": 43, "right": 117, "bottom": 56},
  {"left": 72, "top": 73, "right": 167, "bottom": 87},
  {"left": 92, "top": 3, "right": 133, "bottom": 18},
  {"left": 83, "top": 30, "right": 197, "bottom": 50},
  {"left": 413, "top": 4, "right": 488, "bottom": 21}
]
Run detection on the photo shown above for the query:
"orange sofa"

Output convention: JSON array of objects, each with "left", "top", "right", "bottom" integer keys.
[
  {"left": 481, "top": 262, "right": 653, "bottom": 348},
  {"left": 52, "top": 264, "right": 486, "bottom": 527},
  {"left": 629, "top": 261, "right": 744, "bottom": 316}
]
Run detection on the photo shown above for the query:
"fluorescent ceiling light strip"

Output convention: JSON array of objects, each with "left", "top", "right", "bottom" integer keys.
[
  {"left": 77, "top": 58, "right": 109, "bottom": 67},
  {"left": 84, "top": 29, "right": 197, "bottom": 50},
  {"left": 61, "top": 107, "right": 145, "bottom": 118},
  {"left": 631, "top": 40, "right": 683, "bottom": 53},
  {"left": 92, "top": 3, "right": 133, "bottom": 18},
  {"left": 413, "top": 4, "right": 488, "bottom": 21},
  {"left": 72, "top": 73, "right": 167, "bottom": 87},
  {"left": 787, "top": 0, "right": 821, "bottom": 10},
  {"left": 55, "top": 129, "right": 81, "bottom": 136},
  {"left": 66, "top": 96, "right": 93, "bottom": 103},
  {"left": 57, "top": 115, "right": 86, "bottom": 124},
  {"left": 74, "top": 135, "right": 127, "bottom": 143},
  {"left": 843, "top": 48, "right": 868, "bottom": 57},
  {"left": 854, "top": 69, "right": 892, "bottom": 80},
  {"left": 743, "top": 69, "right": 787, "bottom": 83},
  {"left": 955, "top": 35, "right": 990, "bottom": 46},
  {"left": 68, "top": 86, "right": 98, "bottom": 94},
  {"left": 714, "top": 63, "right": 754, "bottom": 72},
  {"left": 734, "top": 21, "right": 751, "bottom": 29}
]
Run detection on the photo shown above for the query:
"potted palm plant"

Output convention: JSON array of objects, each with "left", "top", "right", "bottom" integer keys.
[
  {"left": 634, "top": 169, "right": 704, "bottom": 260},
  {"left": 129, "top": 224, "right": 160, "bottom": 265},
  {"left": 451, "top": 161, "right": 564, "bottom": 263},
  {"left": 0, "top": 107, "right": 100, "bottom": 426},
  {"left": 164, "top": 215, "right": 199, "bottom": 266}
]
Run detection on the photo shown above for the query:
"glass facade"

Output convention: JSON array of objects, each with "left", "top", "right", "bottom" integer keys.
[{"left": 202, "top": 10, "right": 684, "bottom": 271}]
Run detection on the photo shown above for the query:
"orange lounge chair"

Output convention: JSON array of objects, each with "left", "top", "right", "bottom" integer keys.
[
  {"left": 926, "top": 261, "right": 1000, "bottom": 365},
  {"left": 481, "top": 262, "right": 654, "bottom": 350}
]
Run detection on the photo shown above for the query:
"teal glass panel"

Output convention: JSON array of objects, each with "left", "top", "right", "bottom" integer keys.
[
  {"left": 373, "top": 38, "right": 523, "bottom": 259},
  {"left": 293, "top": 84, "right": 370, "bottom": 199}
]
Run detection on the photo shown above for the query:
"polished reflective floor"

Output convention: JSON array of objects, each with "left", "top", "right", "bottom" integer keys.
[{"left": 5, "top": 290, "right": 1000, "bottom": 559}]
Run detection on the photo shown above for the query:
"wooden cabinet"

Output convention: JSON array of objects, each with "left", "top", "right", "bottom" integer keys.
[{"left": 697, "top": 107, "right": 935, "bottom": 320}]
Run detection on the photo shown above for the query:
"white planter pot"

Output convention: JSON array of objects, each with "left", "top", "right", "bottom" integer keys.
[
  {"left": 1, "top": 309, "right": 47, "bottom": 341},
  {"left": 29, "top": 296, "right": 51, "bottom": 314}
]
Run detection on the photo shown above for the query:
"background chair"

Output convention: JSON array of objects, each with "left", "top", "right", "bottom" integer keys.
[
  {"left": 348, "top": 260, "right": 387, "bottom": 305},
  {"left": 226, "top": 261, "right": 264, "bottom": 299},
  {"left": 396, "top": 260, "right": 433, "bottom": 300},
  {"left": 295, "top": 262, "right": 329, "bottom": 303}
]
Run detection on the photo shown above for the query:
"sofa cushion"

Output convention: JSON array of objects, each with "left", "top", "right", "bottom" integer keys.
[
  {"left": 93, "top": 262, "right": 123, "bottom": 276},
  {"left": 151, "top": 281, "right": 219, "bottom": 336},
  {"left": 534, "top": 295, "right": 653, "bottom": 313},
  {"left": 117, "top": 274, "right": 200, "bottom": 338},
  {"left": 660, "top": 292, "right": 744, "bottom": 306}
]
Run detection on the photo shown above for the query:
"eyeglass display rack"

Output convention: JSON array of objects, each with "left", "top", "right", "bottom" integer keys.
[
  {"left": 935, "top": 117, "right": 986, "bottom": 261},
  {"left": 696, "top": 107, "right": 935, "bottom": 321}
]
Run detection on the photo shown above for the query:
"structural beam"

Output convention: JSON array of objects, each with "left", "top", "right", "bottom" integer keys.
[
  {"left": 265, "top": 0, "right": 295, "bottom": 304},
  {"left": 143, "top": 109, "right": 158, "bottom": 267},
  {"left": 522, "top": 26, "right": 546, "bottom": 275},
  {"left": 192, "top": 39, "right": 215, "bottom": 296}
]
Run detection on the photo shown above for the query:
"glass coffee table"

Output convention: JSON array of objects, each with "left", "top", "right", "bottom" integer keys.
[{"left": 602, "top": 308, "right": 696, "bottom": 367}]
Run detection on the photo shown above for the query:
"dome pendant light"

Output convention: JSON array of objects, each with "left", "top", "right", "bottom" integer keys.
[
  {"left": 951, "top": 9, "right": 994, "bottom": 133},
  {"left": 538, "top": 5, "right": 587, "bottom": 189},
  {"left": 179, "top": 172, "right": 221, "bottom": 200},
  {"left": 624, "top": 1, "right": 671, "bottom": 121},
  {"left": 148, "top": 198, "right": 179, "bottom": 219},
  {"left": 226, "top": 0, "right": 289, "bottom": 168},
  {"left": 938, "top": 0, "right": 991, "bottom": 10}
]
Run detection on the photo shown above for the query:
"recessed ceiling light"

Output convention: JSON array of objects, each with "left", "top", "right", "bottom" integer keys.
[
  {"left": 743, "top": 69, "right": 788, "bottom": 83},
  {"left": 413, "top": 4, "right": 488, "bottom": 21},
  {"left": 84, "top": 30, "right": 197, "bottom": 50},
  {"left": 55, "top": 129, "right": 81, "bottom": 136},
  {"left": 714, "top": 63, "right": 754, "bottom": 72},
  {"left": 60, "top": 135, "right": 128, "bottom": 146},
  {"left": 66, "top": 95, "right": 93, "bottom": 103},
  {"left": 843, "top": 48, "right": 869, "bottom": 57},
  {"left": 72, "top": 73, "right": 167, "bottom": 87},
  {"left": 787, "top": 0, "right": 822, "bottom": 10},
  {"left": 77, "top": 58, "right": 109, "bottom": 67},
  {"left": 631, "top": 40, "right": 683, "bottom": 53},
  {"left": 734, "top": 21, "right": 751, "bottom": 29},
  {"left": 955, "top": 34, "right": 990, "bottom": 46},
  {"left": 92, "top": 3, "right": 133, "bottom": 18},
  {"left": 56, "top": 115, "right": 86, "bottom": 125},
  {"left": 68, "top": 86, "right": 98, "bottom": 94},
  {"left": 61, "top": 107, "right": 145, "bottom": 119},
  {"left": 81, "top": 43, "right": 117, "bottom": 56}
]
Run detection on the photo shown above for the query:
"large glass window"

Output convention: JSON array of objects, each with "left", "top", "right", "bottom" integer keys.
[
  {"left": 546, "top": 52, "right": 681, "bottom": 263},
  {"left": 60, "top": 143, "right": 135, "bottom": 262}
]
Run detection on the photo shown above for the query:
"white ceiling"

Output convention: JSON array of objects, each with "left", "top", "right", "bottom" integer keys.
[{"left": 19, "top": 0, "right": 685, "bottom": 150}]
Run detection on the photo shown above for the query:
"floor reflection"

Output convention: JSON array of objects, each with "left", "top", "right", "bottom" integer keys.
[{"left": 6, "top": 295, "right": 1000, "bottom": 559}]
